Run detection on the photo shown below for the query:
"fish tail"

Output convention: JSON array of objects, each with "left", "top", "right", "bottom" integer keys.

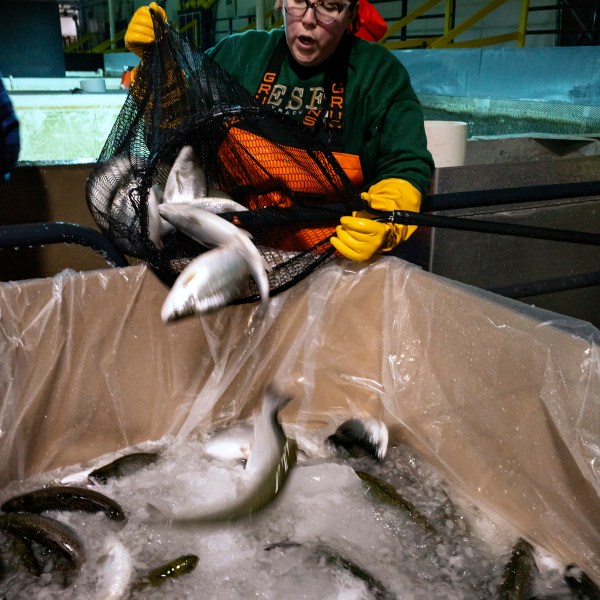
[
  {"left": 230, "top": 234, "right": 271, "bottom": 309},
  {"left": 263, "top": 384, "right": 293, "bottom": 417},
  {"left": 145, "top": 502, "right": 172, "bottom": 524}
]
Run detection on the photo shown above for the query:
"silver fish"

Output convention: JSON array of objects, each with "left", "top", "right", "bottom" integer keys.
[
  {"left": 147, "top": 185, "right": 164, "bottom": 250},
  {"left": 147, "top": 385, "right": 295, "bottom": 525},
  {"left": 88, "top": 451, "right": 161, "bottom": 485},
  {"left": 192, "top": 197, "right": 248, "bottom": 214},
  {"left": 163, "top": 145, "right": 207, "bottom": 204},
  {"left": 203, "top": 423, "right": 254, "bottom": 461},
  {"left": 95, "top": 536, "right": 133, "bottom": 600},
  {"left": 159, "top": 203, "right": 270, "bottom": 320},
  {"left": 160, "top": 244, "right": 252, "bottom": 321},
  {"left": 88, "top": 155, "right": 164, "bottom": 256}
]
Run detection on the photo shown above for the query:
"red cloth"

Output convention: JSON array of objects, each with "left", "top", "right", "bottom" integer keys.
[{"left": 355, "top": 0, "right": 388, "bottom": 42}]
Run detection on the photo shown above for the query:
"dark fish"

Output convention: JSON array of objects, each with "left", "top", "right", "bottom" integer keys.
[
  {"left": 264, "top": 540, "right": 303, "bottom": 551},
  {"left": 0, "top": 513, "right": 85, "bottom": 570},
  {"left": 564, "top": 564, "right": 600, "bottom": 599},
  {"left": 354, "top": 469, "right": 437, "bottom": 534},
  {"left": 498, "top": 537, "right": 537, "bottom": 600},
  {"left": 131, "top": 554, "right": 199, "bottom": 591},
  {"left": 327, "top": 418, "right": 388, "bottom": 461},
  {"left": 88, "top": 451, "right": 160, "bottom": 485},
  {"left": 262, "top": 540, "right": 395, "bottom": 599},
  {"left": 1, "top": 485, "right": 126, "bottom": 522},
  {"left": 314, "top": 544, "right": 396, "bottom": 600},
  {"left": 10, "top": 535, "right": 43, "bottom": 576}
]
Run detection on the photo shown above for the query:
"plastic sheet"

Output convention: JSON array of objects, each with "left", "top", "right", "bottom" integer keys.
[{"left": 1, "top": 259, "right": 599, "bottom": 583}]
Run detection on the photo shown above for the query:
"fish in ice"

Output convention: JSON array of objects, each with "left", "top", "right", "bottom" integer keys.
[
  {"left": 9, "top": 534, "right": 43, "bottom": 576},
  {"left": 131, "top": 553, "right": 199, "bottom": 591},
  {"left": 498, "top": 537, "right": 537, "bottom": 600},
  {"left": 327, "top": 418, "right": 389, "bottom": 461},
  {"left": 0, "top": 513, "right": 86, "bottom": 570},
  {"left": 312, "top": 543, "right": 396, "bottom": 600},
  {"left": 1, "top": 485, "right": 127, "bottom": 522},
  {"left": 88, "top": 451, "right": 161, "bottom": 485},
  {"left": 262, "top": 540, "right": 395, "bottom": 600},
  {"left": 564, "top": 564, "right": 600, "bottom": 599},
  {"left": 354, "top": 469, "right": 437, "bottom": 535},
  {"left": 95, "top": 535, "right": 133, "bottom": 600},
  {"left": 159, "top": 203, "right": 270, "bottom": 320},
  {"left": 203, "top": 422, "right": 254, "bottom": 462},
  {"left": 147, "top": 384, "right": 296, "bottom": 525}
]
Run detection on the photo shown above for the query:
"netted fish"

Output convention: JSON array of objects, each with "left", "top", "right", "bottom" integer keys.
[{"left": 158, "top": 202, "right": 270, "bottom": 320}]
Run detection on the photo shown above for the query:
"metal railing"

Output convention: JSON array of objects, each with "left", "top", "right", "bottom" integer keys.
[{"left": 381, "top": 0, "right": 531, "bottom": 49}]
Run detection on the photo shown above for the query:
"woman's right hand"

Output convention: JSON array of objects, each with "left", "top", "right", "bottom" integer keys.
[{"left": 124, "top": 2, "right": 167, "bottom": 58}]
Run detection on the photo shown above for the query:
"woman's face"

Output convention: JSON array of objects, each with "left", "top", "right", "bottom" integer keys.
[{"left": 277, "top": 0, "right": 356, "bottom": 67}]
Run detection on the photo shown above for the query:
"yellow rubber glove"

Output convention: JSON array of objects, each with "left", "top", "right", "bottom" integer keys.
[
  {"left": 331, "top": 217, "right": 393, "bottom": 262},
  {"left": 330, "top": 178, "right": 422, "bottom": 262},
  {"left": 125, "top": 2, "right": 167, "bottom": 58}
]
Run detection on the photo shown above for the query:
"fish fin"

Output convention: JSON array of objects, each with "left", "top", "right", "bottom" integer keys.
[
  {"left": 195, "top": 197, "right": 248, "bottom": 214},
  {"left": 163, "top": 146, "right": 207, "bottom": 204},
  {"left": 229, "top": 235, "right": 272, "bottom": 311},
  {"left": 145, "top": 502, "right": 173, "bottom": 524}
]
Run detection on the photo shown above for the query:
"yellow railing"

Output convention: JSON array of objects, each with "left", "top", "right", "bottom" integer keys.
[
  {"left": 63, "top": 18, "right": 200, "bottom": 54},
  {"left": 239, "top": 9, "right": 283, "bottom": 32},
  {"left": 93, "top": 29, "right": 126, "bottom": 53},
  {"left": 381, "top": 0, "right": 530, "bottom": 49},
  {"left": 64, "top": 32, "right": 95, "bottom": 53}
]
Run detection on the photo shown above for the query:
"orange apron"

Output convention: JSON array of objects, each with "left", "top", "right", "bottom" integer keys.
[{"left": 217, "top": 126, "right": 363, "bottom": 251}]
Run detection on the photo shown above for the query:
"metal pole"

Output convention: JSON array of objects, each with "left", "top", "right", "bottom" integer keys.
[
  {"left": 107, "top": 0, "right": 116, "bottom": 49},
  {"left": 256, "top": 0, "right": 265, "bottom": 29}
]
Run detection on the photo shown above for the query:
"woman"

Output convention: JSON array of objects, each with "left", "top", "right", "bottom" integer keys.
[{"left": 125, "top": 1, "right": 433, "bottom": 262}]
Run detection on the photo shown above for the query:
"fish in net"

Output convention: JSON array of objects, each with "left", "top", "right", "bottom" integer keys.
[{"left": 85, "top": 10, "right": 363, "bottom": 306}]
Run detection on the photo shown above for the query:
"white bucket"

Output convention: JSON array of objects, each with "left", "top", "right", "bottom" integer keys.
[
  {"left": 424, "top": 120, "right": 468, "bottom": 168},
  {"left": 80, "top": 78, "right": 106, "bottom": 93}
]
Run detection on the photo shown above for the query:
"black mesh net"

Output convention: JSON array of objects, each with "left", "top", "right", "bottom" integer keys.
[{"left": 85, "top": 12, "right": 363, "bottom": 303}]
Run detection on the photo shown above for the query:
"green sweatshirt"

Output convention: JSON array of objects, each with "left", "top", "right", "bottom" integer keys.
[{"left": 207, "top": 28, "right": 433, "bottom": 195}]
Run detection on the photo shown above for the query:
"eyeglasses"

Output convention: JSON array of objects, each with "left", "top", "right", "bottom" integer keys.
[{"left": 283, "top": 0, "right": 351, "bottom": 24}]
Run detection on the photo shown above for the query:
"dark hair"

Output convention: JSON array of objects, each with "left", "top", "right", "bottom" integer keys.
[{"left": 348, "top": 0, "right": 360, "bottom": 35}]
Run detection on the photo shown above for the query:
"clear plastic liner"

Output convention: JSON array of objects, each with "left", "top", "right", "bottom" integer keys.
[{"left": 1, "top": 259, "right": 599, "bottom": 584}]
